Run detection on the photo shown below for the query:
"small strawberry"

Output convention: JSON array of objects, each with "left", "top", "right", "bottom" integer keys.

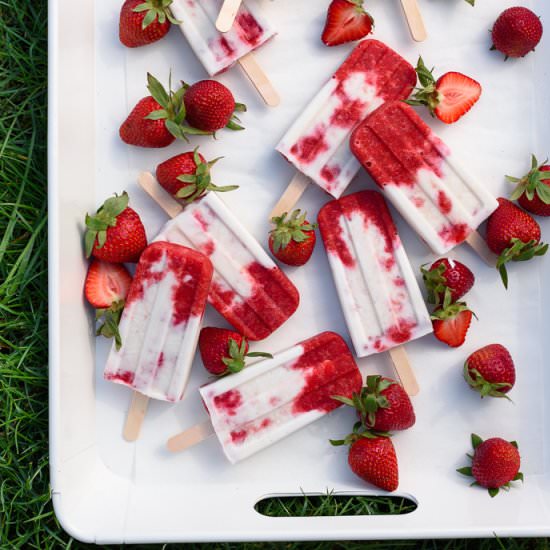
[
  {"left": 183, "top": 80, "right": 246, "bottom": 133},
  {"left": 120, "top": 73, "right": 210, "bottom": 148},
  {"left": 421, "top": 258, "right": 475, "bottom": 307},
  {"left": 321, "top": 0, "right": 374, "bottom": 47},
  {"left": 198, "top": 327, "right": 272, "bottom": 376},
  {"left": 119, "top": 0, "right": 179, "bottom": 48},
  {"left": 156, "top": 148, "right": 238, "bottom": 203},
  {"left": 491, "top": 7, "right": 543, "bottom": 59},
  {"left": 508, "top": 155, "right": 550, "bottom": 217},
  {"left": 84, "top": 259, "right": 132, "bottom": 349},
  {"left": 84, "top": 192, "right": 147, "bottom": 263},
  {"left": 485, "top": 198, "right": 548, "bottom": 288},
  {"left": 432, "top": 301, "right": 473, "bottom": 348},
  {"left": 269, "top": 210, "right": 317, "bottom": 267},
  {"left": 406, "top": 57, "right": 481, "bottom": 124},
  {"left": 331, "top": 426, "right": 398, "bottom": 492},
  {"left": 457, "top": 434, "right": 523, "bottom": 497},
  {"left": 464, "top": 344, "right": 516, "bottom": 399},
  {"left": 333, "top": 375, "right": 415, "bottom": 432}
]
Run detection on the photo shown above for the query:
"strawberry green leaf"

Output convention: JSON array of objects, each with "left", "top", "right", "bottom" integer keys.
[
  {"left": 488, "top": 488, "right": 499, "bottom": 498},
  {"left": 144, "top": 109, "right": 168, "bottom": 121},
  {"left": 456, "top": 467, "right": 473, "bottom": 476},
  {"left": 147, "top": 73, "right": 170, "bottom": 109},
  {"left": 246, "top": 352, "right": 273, "bottom": 358},
  {"left": 471, "top": 433, "right": 483, "bottom": 449}
]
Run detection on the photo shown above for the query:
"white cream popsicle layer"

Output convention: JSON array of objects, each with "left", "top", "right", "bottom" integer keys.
[
  {"left": 276, "top": 40, "right": 417, "bottom": 199},
  {"left": 200, "top": 331, "right": 362, "bottom": 463},
  {"left": 104, "top": 242, "right": 213, "bottom": 402},
  {"left": 351, "top": 101, "right": 499, "bottom": 255},
  {"left": 318, "top": 191, "right": 432, "bottom": 358},
  {"left": 170, "top": 0, "right": 276, "bottom": 76}
]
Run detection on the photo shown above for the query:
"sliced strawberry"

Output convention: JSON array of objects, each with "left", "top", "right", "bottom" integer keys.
[
  {"left": 321, "top": 0, "right": 374, "bottom": 47},
  {"left": 84, "top": 260, "right": 132, "bottom": 309},
  {"left": 432, "top": 305, "right": 472, "bottom": 348},
  {"left": 434, "top": 72, "right": 482, "bottom": 124}
]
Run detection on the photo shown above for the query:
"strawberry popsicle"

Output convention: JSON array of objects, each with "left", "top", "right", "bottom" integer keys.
[
  {"left": 350, "top": 101, "right": 499, "bottom": 255},
  {"left": 318, "top": 191, "right": 432, "bottom": 361},
  {"left": 274, "top": 40, "right": 416, "bottom": 206},
  {"left": 168, "top": 332, "right": 363, "bottom": 463},
  {"left": 104, "top": 242, "right": 213, "bottom": 402},
  {"left": 140, "top": 173, "right": 300, "bottom": 341}
]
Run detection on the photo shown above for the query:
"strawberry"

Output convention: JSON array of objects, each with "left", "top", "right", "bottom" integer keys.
[
  {"left": 333, "top": 375, "right": 415, "bottom": 432},
  {"left": 421, "top": 258, "right": 474, "bottom": 307},
  {"left": 457, "top": 434, "right": 523, "bottom": 497},
  {"left": 183, "top": 80, "right": 246, "bottom": 133},
  {"left": 84, "top": 192, "right": 147, "bottom": 263},
  {"left": 485, "top": 198, "right": 548, "bottom": 288},
  {"left": 508, "top": 155, "right": 550, "bottom": 217},
  {"left": 198, "top": 327, "right": 272, "bottom": 376},
  {"left": 464, "top": 344, "right": 516, "bottom": 399},
  {"left": 491, "top": 7, "right": 543, "bottom": 59},
  {"left": 432, "top": 304, "right": 473, "bottom": 348},
  {"left": 406, "top": 58, "right": 481, "bottom": 124},
  {"left": 269, "top": 210, "right": 317, "bottom": 267},
  {"left": 321, "top": 0, "right": 374, "bottom": 47},
  {"left": 120, "top": 74, "right": 210, "bottom": 148},
  {"left": 119, "top": 0, "right": 179, "bottom": 48},
  {"left": 84, "top": 259, "right": 132, "bottom": 349},
  {"left": 156, "top": 148, "right": 238, "bottom": 203}
]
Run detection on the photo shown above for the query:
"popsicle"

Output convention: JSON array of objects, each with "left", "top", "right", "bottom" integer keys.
[
  {"left": 318, "top": 190, "right": 432, "bottom": 395},
  {"left": 216, "top": 0, "right": 243, "bottom": 32},
  {"left": 104, "top": 242, "right": 213, "bottom": 439},
  {"left": 170, "top": 0, "right": 279, "bottom": 106},
  {"left": 350, "top": 101, "right": 499, "bottom": 260},
  {"left": 166, "top": 331, "right": 363, "bottom": 463},
  {"left": 272, "top": 39, "right": 417, "bottom": 218},
  {"left": 139, "top": 172, "right": 300, "bottom": 342},
  {"left": 400, "top": 0, "right": 427, "bottom": 42}
]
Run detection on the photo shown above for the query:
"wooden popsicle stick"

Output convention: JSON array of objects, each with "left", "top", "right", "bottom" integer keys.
[
  {"left": 123, "top": 392, "right": 150, "bottom": 442},
  {"left": 400, "top": 0, "right": 427, "bottom": 42},
  {"left": 139, "top": 171, "right": 183, "bottom": 218},
  {"left": 466, "top": 230, "right": 497, "bottom": 268},
  {"left": 167, "top": 419, "right": 215, "bottom": 453},
  {"left": 269, "top": 171, "right": 310, "bottom": 220},
  {"left": 216, "top": 0, "right": 242, "bottom": 32},
  {"left": 238, "top": 52, "right": 280, "bottom": 107},
  {"left": 388, "top": 346, "right": 419, "bottom": 396}
]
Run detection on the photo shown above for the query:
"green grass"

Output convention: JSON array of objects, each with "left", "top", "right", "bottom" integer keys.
[{"left": 0, "top": 1, "right": 548, "bottom": 549}]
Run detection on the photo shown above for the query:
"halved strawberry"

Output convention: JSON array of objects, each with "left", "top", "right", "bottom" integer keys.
[
  {"left": 432, "top": 305, "right": 473, "bottom": 348},
  {"left": 321, "top": 0, "right": 374, "bottom": 47}
]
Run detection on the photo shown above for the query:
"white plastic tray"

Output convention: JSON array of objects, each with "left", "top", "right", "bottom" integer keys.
[{"left": 49, "top": 0, "right": 550, "bottom": 543}]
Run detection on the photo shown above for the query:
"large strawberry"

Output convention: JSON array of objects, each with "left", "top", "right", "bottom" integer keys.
[
  {"left": 198, "top": 327, "right": 272, "bottom": 376},
  {"left": 508, "top": 155, "right": 550, "bottom": 217},
  {"left": 156, "top": 148, "right": 238, "bottom": 203},
  {"left": 333, "top": 375, "right": 415, "bottom": 432},
  {"left": 491, "top": 7, "right": 543, "bottom": 59},
  {"left": 485, "top": 197, "right": 548, "bottom": 288},
  {"left": 120, "top": 73, "right": 210, "bottom": 147},
  {"left": 119, "top": 0, "right": 179, "bottom": 48},
  {"left": 406, "top": 57, "right": 481, "bottom": 124},
  {"left": 321, "top": 0, "right": 374, "bottom": 47},
  {"left": 464, "top": 344, "right": 516, "bottom": 399},
  {"left": 421, "top": 258, "right": 474, "bottom": 307},
  {"left": 183, "top": 80, "right": 246, "bottom": 133},
  {"left": 457, "top": 434, "right": 522, "bottom": 497},
  {"left": 269, "top": 210, "right": 317, "bottom": 267},
  {"left": 84, "top": 192, "right": 147, "bottom": 263},
  {"left": 84, "top": 259, "right": 132, "bottom": 349}
]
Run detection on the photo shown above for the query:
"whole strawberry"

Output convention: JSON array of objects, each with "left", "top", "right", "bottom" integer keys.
[
  {"left": 198, "top": 327, "right": 272, "bottom": 376},
  {"left": 84, "top": 259, "right": 133, "bottom": 349},
  {"left": 156, "top": 148, "right": 238, "bottom": 203},
  {"left": 321, "top": 0, "right": 374, "bottom": 47},
  {"left": 508, "top": 155, "right": 550, "bottom": 216},
  {"left": 491, "top": 7, "right": 543, "bottom": 59},
  {"left": 269, "top": 210, "right": 317, "bottom": 267},
  {"left": 333, "top": 375, "right": 415, "bottom": 432},
  {"left": 421, "top": 258, "right": 475, "bottom": 306},
  {"left": 406, "top": 57, "right": 481, "bottom": 124},
  {"left": 457, "top": 434, "right": 522, "bottom": 497},
  {"left": 119, "top": 0, "right": 178, "bottom": 48},
  {"left": 84, "top": 192, "right": 147, "bottom": 263},
  {"left": 464, "top": 344, "right": 515, "bottom": 399},
  {"left": 120, "top": 73, "right": 210, "bottom": 148},
  {"left": 183, "top": 80, "right": 246, "bottom": 133},
  {"left": 485, "top": 197, "right": 548, "bottom": 288}
]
